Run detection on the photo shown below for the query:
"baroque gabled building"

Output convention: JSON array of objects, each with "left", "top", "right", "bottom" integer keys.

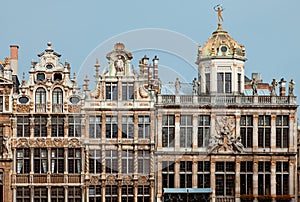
[
  {"left": 0, "top": 45, "right": 19, "bottom": 202},
  {"left": 155, "top": 22, "right": 298, "bottom": 202}
]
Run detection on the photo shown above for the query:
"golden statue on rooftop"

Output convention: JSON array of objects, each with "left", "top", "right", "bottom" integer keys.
[{"left": 214, "top": 4, "right": 224, "bottom": 23}]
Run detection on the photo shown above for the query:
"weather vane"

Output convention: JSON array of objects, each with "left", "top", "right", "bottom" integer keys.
[{"left": 213, "top": 4, "right": 224, "bottom": 23}]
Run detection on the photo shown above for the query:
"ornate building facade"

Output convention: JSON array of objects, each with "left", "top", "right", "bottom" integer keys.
[{"left": 0, "top": 18, "right": 298, "bottom": 202}]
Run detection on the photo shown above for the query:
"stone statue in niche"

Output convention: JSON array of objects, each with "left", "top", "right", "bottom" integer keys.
[
  {"left": 3, "top": 136, "right": 12, "bottom": 158},
  {"left": 114, "top": 55, "right": 125, "bottom": 72}
]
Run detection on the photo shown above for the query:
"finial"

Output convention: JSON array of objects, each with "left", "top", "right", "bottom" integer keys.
[
  {"left": 84, "top": 75, "right": 89, "bottom": 91},
  {"left": 47, "top": 42, "right": 52, "bottom": 50},
  {"left": 94, "top": 58, "right": 100, "bottom": 77},
  {"left": 213, "top": 4, "right": 224, "bottom": 24},
  {"left": 22, "top": 72, "right": 26, "bottom": 85}
]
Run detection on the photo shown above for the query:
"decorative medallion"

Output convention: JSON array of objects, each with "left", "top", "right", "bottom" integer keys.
[{"left": 106, "top": 175, "right": 116, "bottom": 185}]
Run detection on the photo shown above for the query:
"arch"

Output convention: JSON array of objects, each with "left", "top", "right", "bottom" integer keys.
[
  {"left": 35, "top": 87, "right": 46, "bottom": 112},
  {"left": 52, "top": 88, "right": 63, "bottom": 113}
]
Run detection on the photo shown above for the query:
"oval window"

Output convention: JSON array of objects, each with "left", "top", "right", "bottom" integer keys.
[
  {"left": 46, "top": 64, "right": 53, "bottom": 69},
  {"left": 70, "top": 97, "right": 80, "bottom": 104},
  {"left": 19, "top": 96, "right": 29, "bottom": 104},
  {"left": 221, "top": 46, "right": 227, "bottom": 52}
]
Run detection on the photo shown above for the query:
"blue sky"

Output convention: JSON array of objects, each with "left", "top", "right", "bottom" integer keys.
[{"left": 0, "top": 0, "right": 299, "bottom": 96}]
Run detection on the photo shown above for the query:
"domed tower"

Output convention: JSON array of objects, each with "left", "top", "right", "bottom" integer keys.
[{"left": 196, "top": 19, "right": 247, "bottom": 95}]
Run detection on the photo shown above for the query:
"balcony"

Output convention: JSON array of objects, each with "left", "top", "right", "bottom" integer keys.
[
  {"left": 51, "top": 174, "right": 64, "bottom": 183},
  {"left": 33, "top": 174, "right": 47, "bottom": 183},
  {"left": 35, "top": 104, "right": 46, "bottom": 113},
  {"left": 52, "top": 104, "right": 63, "bottom": 113},
  {"left": 158, "top": 95, "right": 296, "bottom": 107},
  {"left": 16, "top": 174, "right": 29, "bottom": 183}
]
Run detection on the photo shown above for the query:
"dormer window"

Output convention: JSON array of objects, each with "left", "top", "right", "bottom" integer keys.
[
  {"left": 46, "top": 63, "right": 53, "bottom": 69},
  {"left": 217, "top": 72, "right": 232, "bottom": 93},
  {"left": 37, "top": 73, "right": 45, "bottom": 81},
  {"left": 54, "top": 73, "right": 62, "bottom": 81}
]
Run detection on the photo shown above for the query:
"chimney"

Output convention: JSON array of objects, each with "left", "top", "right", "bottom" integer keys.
[
  {"left": 10, "top": 45, "right": 19, "bottom": 76},
  {"left": 279, "top": 78, "right": 286, "bottom": 96}
]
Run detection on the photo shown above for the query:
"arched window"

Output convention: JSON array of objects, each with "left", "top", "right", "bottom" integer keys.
[
  {"left": 35, "top": 88, "right": 46, "bottom": 112},
  {"left": 52, "top": 88, "right": 63, "bottom": 113}
]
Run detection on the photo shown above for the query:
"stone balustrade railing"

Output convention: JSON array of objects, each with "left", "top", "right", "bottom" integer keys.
[{"left": 157, "top": 95, "right": 296, "bottom": 106}]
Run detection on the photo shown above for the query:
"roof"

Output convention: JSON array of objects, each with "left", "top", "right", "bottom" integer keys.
[{"left": 163, "top": 188, "right": 212, "bottom": 194}]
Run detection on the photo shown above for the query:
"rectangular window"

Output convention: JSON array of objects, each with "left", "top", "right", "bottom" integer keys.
[
  {"left": 198, "top": 115, "right": 210, "bottom": 147},
  {"left": 34, "top": 187, "right": 47, "bottom": 202},
  {"left": 122, "top": 82, "right": 134, "bottom": 101},
  {"left": 276, "top": 115, "right": 289, "bottom": 148},
  {"left": 179, "top": 161, "right": 192, "bottom": 188},
  {"left": 89, "top": 116, "right": 102, "bottom": 138},
  {"left": 106, "top": 82, "right": 118, "bottom": 101},
  {"left": 238, "top": 73, "right": 241, "bottom": 93},
  {"left": 138, "top": 150, "right": 150, "bottom": 174},
  {"left": 121, "top": 185, "right": 134, "bottom": 202},
  {"left": 258, "top": 161, "right": 271, "bottom": 195},
  {"left": 68, "top": 186, "right": 82, "bottom": 202},
  {"left": 17, "top": 116, "right": 30, "bottom": 137},
  {"left": 180, "top": 115, "right": 192, "bottom": 148},
  {"left": 276, "top": 162, "right": 289, "bottom": 195},
  {"left": 215, "top": 162, "right": 235, "bottom": 196},
  {"left": 240, "top": 161, "right": 253, "bottom": 195},
  {"left": 51, "top": 187, "right": 64, "bottom": 202},
  {"left": 34, "top": 148, "right": 47, "bottom": 174},
  {"left": 89, "top": 186, "right": 101, "bottom": 202},
  {"left": 122, "top": 116, "right": 134, "bottom": 138},
  {"left": 16, "top": 148, "right": 30, "bottom": 174},
  {"left": 106, "top": 116, "right": 118, "bottom": 138},
  {"left": 34, "top": 116, "right": 47, "bottom": 137},
  {"left": 68, "top": 116, "right": 81, "bottom": 137},
  {"left": 162, "top": 115, "right": 175, "bottom": 147},
  {"left": 138, "top": 116, "right": 150, "bottom": 139},
  {"left": 197, "top": 161, "right": 210, "bottom": 188},
  {"left": 51, "top": 116, "right": 64, "bottom": 137},
  {"left": 51, "top": 148, "right": 64, "bottom": 174},
  {"left": 162, "top": 161, "right": 175, "bottom": 188},
  {"left": 68, "top": 149, "right": 81, "bottom": 174},
  {"left": 105, "top": 150, "right": 118, "bottom": 174},
  {"left": 240, "top": 115, "right": 253, "bottom": 148},
  {"left": 138, "top": 186, "right": 150, "bottom": 202},
  {"left": 217, "top": 73, "right": 232, "bottom": 93},
  {"left": 205, "top": 73, "right": 210, "bottom": 94},
  {"left": 258, "top": 115, "right": 271, "bottom": 148},
  {"left": 122, "top": 150, "right": 134, "bottom": 174},
  {"left": 105, "top": 185, "right": 118, "bottom": 202},
  {"left": 89, "top": 150, "right": 102, "bottom": 174},
  {"left": 16, "top": 187, "right": 30, "bottom": 202}
]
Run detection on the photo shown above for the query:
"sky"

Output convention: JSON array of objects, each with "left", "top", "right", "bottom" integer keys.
[{"left": 0, "top": 0, "right": 299, "bottom": 97}]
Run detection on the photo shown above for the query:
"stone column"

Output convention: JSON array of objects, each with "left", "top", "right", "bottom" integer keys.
[
  {"left": 30, "top": 148, "right": 34, "bottom": 174},
  {"left": 86, "top": 186, "right": 89, "bottom": 202},
  {"left": 118, "top": 113, "right": 122, "bottom": 139},
  {"left": 64, "top": 186, "right": 68, "bottom": 202},
  {"left": 192, "top": 161, "right": 197, "bottom": 188},
  {"left": 289, "top": 160, "right": 295, "bottom": 196},
  {"left": 235, "top": 161, "right": 241, "bottom": 202},
  {"left": 12, "top": 186, "right": 16, "bottom": 202},
  {"left": 192, "top": 114, "right": 198, "bottom": 149},
  {"left": 118, "top": 183, "right": 122, "bottom": 202},
  {"left": 235, "top": 114, "right": 241, "bottom": 139},
  {"left": 30, "top": 116, "right": 34, "bottom": 138},
  {"left": 271, "top": 161, "right": 276, "bottom": 197},
  {"left": 174, "top": 114, "right": 180, "bottom": 149},
  {"left": 271, "top": 115, "right": 276, "bottom": 150},
  {"left": 30, "top": 186, "right": 34, "bottom": 202},
  {"left": 133, "top": 183, "right": 138, "bottom": 202},
  {"left": 134, "top": 114, "right": 138, "bottom": 140},
  {"left": 47, "top": 148, "right": 51, "bottom": 174},
  {"left": 102, "top": 114, "right": 106, "bottom": 139},
  {"left": 134, "top": 146, "right": 138, "bottom": 178},
  {"left": 156, "top": 161, "right": 162, "bottom": 200},
  {"left": 174, "top": 161, "right": 180, "bottom": 188},
  {"left": 157, "top": 114, "right": 162, "bottom": 149},
  {"left": 101, "top": 184, "right": 106, "bottom": 202},
  {"left": 210, "top": 161, "right": 216, "bottom": 202},
  {"left": 253, "top": 161, "right": 258, "bottom": 198},
  {"left": 150, "top": 181, "right": 155, "bottom": 202},
  {"left": 150, "top": 113, "right": 155, "bottom": 144},
  {"left": 252, "top": 115, "right": 258, "bottom": 150},
  {"left": 289, "top": 114, "right": 296, "bottom": 151},
  {"left": 64, "top": 116, "right": 68, "bottom": 138},
  {"left": 47, "top": 186, "right": 51, "bottom": 202},
  {"left": 64, "top": 148, "right": 68, "bottom": 175}
]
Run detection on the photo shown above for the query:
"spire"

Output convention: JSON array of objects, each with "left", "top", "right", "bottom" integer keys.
[{"left": 94, "top": 58, "right": 100, "bottom": 77}]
